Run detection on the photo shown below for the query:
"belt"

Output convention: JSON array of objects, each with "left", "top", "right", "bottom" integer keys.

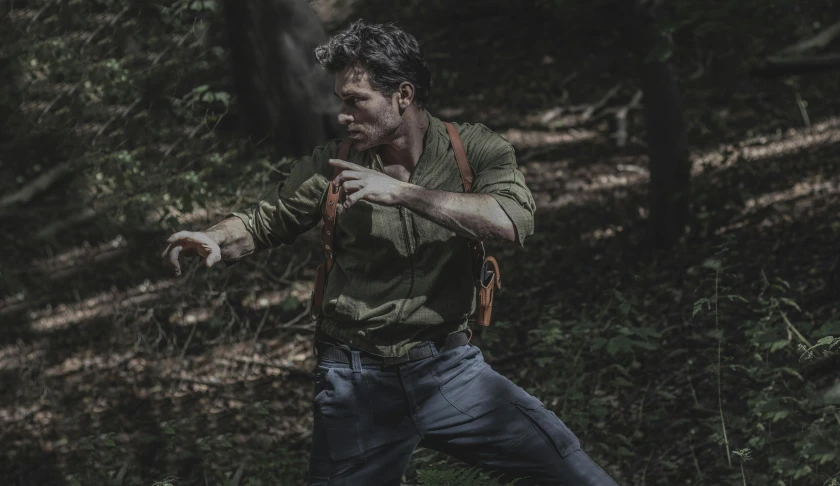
[{"left": 316, "top": 329, "right": 472, "bottom": 368}]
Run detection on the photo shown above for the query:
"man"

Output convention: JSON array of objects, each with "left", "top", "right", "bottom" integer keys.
[{"left": 162, "top": 20, "right": 619, "bottom": 486}]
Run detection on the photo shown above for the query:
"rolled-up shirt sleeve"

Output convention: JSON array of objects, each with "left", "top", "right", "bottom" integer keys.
[
  {"left": 467, "top": 128, "right": 536, "bottom": 246},
  {"left": 228, "top": 140, "right": 338, "bottom": 249}
]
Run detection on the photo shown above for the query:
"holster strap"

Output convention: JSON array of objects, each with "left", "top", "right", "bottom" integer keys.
[
  {"left": 444, "top": 122, "right": 473, "bottom": 192},
  {"left": 310, "top": 138, "right": 353, "bottom": 320},
  {"left": 443, "top": 122, "right": 502, "bottom": 327}
]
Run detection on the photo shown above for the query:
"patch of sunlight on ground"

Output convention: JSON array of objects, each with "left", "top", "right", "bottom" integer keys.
[
  {"left": 0, "top": 403, "right": 54, "bottom": 431},
  {"left": 245, "top": 285, "right": 313, "bottom": 311},
  {"left": 743, "top": 178, "right": 840, "bottom": 213},
  {"left": 0, "top": 345, "right": 46, "bottom": 371},
  {"left": 523, "top": 117, "right": 840, "bottom": 211},
  {"left": 171, "top": 283, "right": 312, "bottom": 328},
  {"left": 501, "top": 127, "right": 599, "bottom": 151},
  {"left": 691, "top": 116, "right": 840, "bottom": 172},
  {"left": 28, "top": 280, "right": 175, "bottom": 332},
  {"left": 524, "top": 159, "right": 648, "bottom": 188},
  {"left": 44, "top": 350, "right": 137, "bottom": 379},
  {"left": 0, "top": 293, "right": 27, "bottom": 314},
  {"left": 715, "top": 176, "right": 840, "bottom": 235}
]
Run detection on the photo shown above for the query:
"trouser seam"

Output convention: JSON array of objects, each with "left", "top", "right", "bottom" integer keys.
[{"left": 399, "top": 366, "right": 426, "bottom": 440}]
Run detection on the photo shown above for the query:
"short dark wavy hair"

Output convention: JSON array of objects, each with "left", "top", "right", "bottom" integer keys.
[{"left": 315, "top": 20, "right": 432, "bottom": 108}]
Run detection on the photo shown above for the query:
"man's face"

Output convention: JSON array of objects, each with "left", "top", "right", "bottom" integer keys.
[{"left": 334, "top": 65, "right": 402, "bottom": 151}]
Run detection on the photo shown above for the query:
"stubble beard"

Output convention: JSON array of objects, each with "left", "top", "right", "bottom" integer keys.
[{"left": 351, "top": 105, "right": 402, "bottom": 152}]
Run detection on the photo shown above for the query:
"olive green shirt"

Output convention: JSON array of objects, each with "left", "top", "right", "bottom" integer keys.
[{"left": 230, "top": 113, "right": 535, "bottom": 357}]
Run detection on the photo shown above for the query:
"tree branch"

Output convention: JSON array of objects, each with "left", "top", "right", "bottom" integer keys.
[
  {"left": 775, "top": 21, "right": 840, "bottom": 57},
  {"left": 0, "top": 161, "right": 76, "bottom": 210},
  {"left": 752, "top": 52, "right": 840, "bottom": 76}
]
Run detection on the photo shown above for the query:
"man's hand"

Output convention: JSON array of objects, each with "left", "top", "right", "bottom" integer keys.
[
  {"left": 329, "top": 159, "right": 408, "bottom": 209},
  {"left": 161, "top": 231, "right": 222, "bottom": 276}
]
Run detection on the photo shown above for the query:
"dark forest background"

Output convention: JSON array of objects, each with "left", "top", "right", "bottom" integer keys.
[{"left": 2, "top": 0, "right": 840, "bottom": 485}]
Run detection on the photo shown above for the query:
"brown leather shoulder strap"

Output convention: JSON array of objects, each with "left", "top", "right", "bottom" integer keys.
[
  {"left": 337, "top": 137, "right": 352, "bottom": 166},
  {"left": 322, "top": 138, "right": 353, "bottom": 272},
  {"left": 443, "top": 122, "right": 473, "bottom": 193}
]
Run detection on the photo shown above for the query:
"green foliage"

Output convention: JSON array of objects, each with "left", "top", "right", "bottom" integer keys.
[
  {"left": 416, "top": 465, "right": 515, "bottom": 486},
  {"left": 690, "top": 242, "right": 840, "bottom": 485},
  {"left": 3, "top": 0, "right": 286, "bottom": 244},
  {"left": 801, "top": 334, "right": 840, "bottom": 361}
]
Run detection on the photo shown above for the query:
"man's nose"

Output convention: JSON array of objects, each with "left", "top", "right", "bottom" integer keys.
[{"left": 337, "top": 113, "right": 353, "bottom": 125}]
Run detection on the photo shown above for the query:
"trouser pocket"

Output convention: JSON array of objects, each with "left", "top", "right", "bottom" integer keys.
[
  {"left": 313, "top": 366, "right": 370, "bottom": 464},
  {"left": 514, "top": 396, "right": 581, "bottom": 458},
  {"left": 431, "top": 345, "right": 513, "bottom": 418}
]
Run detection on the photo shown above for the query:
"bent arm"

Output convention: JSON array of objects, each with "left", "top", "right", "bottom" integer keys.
[{"left": 396, "top": 186, "right": 516, "bottom": 243}]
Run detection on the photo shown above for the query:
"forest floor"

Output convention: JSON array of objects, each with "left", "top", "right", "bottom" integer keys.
[{"left": 2, "top": 1, "right": 840, "bottom": 486}]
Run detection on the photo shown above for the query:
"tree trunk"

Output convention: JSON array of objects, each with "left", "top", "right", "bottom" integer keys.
[
  {"left": 623, "top": 1, "right": 691, "bottom": 250},
  {"left": 642, "top": 56, "right": 691, "bottom": 250},
  {"left": 223, "top": 0, "right": 340, "bottom": 157}
]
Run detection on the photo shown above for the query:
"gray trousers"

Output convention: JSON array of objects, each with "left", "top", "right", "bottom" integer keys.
[{"left": 308, "top": 343, "right": 620, "bottom": 485}]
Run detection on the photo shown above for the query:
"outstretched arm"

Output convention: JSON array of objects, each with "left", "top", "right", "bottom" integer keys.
[
  {"left": 162, "top": 217, "right": 256, "bottom": 276},
  {"left": 160, "top": 141, "right": 342, "bottom": 275}
]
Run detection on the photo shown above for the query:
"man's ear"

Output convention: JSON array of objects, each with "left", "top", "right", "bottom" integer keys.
[{"left": 396, "top": 81, "right": 415, "bottom": 112}]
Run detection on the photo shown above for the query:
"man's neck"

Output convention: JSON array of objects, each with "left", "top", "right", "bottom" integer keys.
[{"left": 378, "top": 109, "right": 430, "bottom": 171}]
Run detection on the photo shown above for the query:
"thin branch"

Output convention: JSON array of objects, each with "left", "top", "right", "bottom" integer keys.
[
  {"left": 230, "top": 462, "right": 246, "bottom": 486},
  {"left": 775, "top": 21, "right": 840, "bottom": 57},
  {"left": 37, "top": 83, "right": 80, "bottom": 124},
  {"left": 278, "top": 301, "right": 313, "bottom": 329},
  {"left": 752, "top": 52, "right": 840, "bottom": 76},
  {"left": 35, "top": 207, "right": 97, "bottom": 239},
  {"left": 794, "top": 91, "right": 810, "bottom": 128},
  {"left": 613, "top": 90, "right": 644, "bottom": 148},
  {"left": 0, "top": 161, "right": 76, "bottom": 210},
  {"left": 715, "top": 266, "right": 732, "bottom": 468},
  {"left": 581, "top": 83, "right": 622, "bottom": 121},
  {"left": 94, "top": 98, "right": 142, "bottom": 143},
  {"left": 80, "top": 6, "right": 130, "bottom": 54},
  {"left": 780, "top": 311, "right": 813, "bottom": 348}
]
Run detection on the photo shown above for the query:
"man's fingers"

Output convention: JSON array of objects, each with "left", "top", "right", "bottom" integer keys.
[
  {"left": 344, "top": 188, "right": 369, "bottom": 209},
  {"left": 205, "top": 245, "right": 222, "bottom": 268},
  {"left": 341, "top": 180, "right": 364, "bottom": 193},
  {"left": 163, "top": 231, "right": 221, "bottom": 275},
  {"left": 332, "top": 170, "right": 362, "bottom": 187},
  {"left": 328, "top": 158, "right": 354, "bottom": 169},
  {"left": 161, "top": 244, "right": 172, "bottom": 260},
  {"left": 167, "top": 231, "right": 197, "bottom": 245},
  {"left": 168, "top": 245, "right": 183, "bottom": 276}
]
